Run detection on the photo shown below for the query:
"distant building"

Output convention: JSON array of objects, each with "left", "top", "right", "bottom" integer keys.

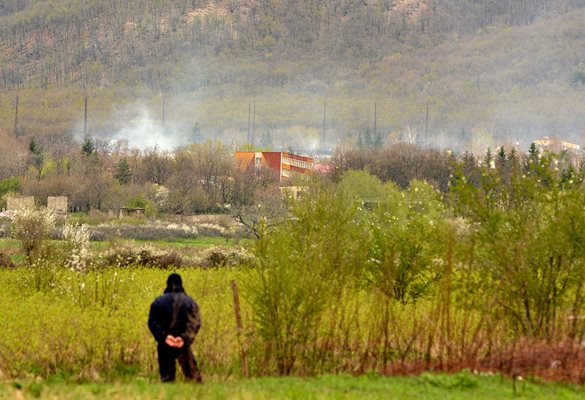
[
  {"left": 532, "top": 136, "right": 581, "bottom": 166},
  {"left": 533, "top": 137, "right": 580, "bottom": 154},
  {"left": 235, "top": 151, "right": 314, "bottom": 181}
]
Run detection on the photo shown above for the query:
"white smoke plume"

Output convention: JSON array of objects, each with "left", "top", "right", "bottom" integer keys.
[{"left": 108, "top": 104, "right": 185, "bottom": 151}]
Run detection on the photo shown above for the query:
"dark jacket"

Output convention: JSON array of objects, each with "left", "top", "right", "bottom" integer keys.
[{"left": 148, "top": 292, "right": 201, "bottom": 346}]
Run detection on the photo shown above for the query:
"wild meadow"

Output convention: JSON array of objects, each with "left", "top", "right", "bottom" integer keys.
[{"left": 2, "top": 147, "right": 585, "bottom": 399}]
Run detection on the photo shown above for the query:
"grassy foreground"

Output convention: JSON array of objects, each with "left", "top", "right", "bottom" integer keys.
[{"left": 1, "top": 372, "right": 584, "bottom": 400}]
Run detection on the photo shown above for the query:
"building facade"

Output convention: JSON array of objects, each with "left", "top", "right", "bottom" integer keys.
[{"left": 235, "top": 151, "right": 314, "bottom": 181}]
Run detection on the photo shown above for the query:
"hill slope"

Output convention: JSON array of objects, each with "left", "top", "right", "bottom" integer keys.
[{"left": 1, "top": 0, "right": 585, "bottom": 151}]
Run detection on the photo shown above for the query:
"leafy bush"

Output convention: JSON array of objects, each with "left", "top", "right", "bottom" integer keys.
[
  {"left": 364, "top": 179, "right": 447, "bottom": 304},
  {"left": 246, "top": 184, "right": 366, "bottom": 374},
  {"left": 451, "top": 153, "right": 585, "bottom": 338},
  {"left": 0, "top": 177, "right": 19, "bottom": 207}
]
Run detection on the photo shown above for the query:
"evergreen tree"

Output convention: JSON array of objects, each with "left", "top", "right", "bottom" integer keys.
[
  {"left": 508, "top": 147, "right": 519, "bottom": 165},
  {"left": 81, "top": 137, "right": 95, "bottom": 156},
  {"left": 483, "top": 147, "right": 494, "bottom": 170},
  {"left": 28, "top": 139, "right": 40, "bottom": 155},
  {"left": 527, "top": 142, "right": 539, "bottom": 166},
  {"left": 495, "top": 146, "right": 506, "bottom": 169},
  {"left": 561, "top": 164, "right": 576, "bottom": 186},
  {"left": 114, "top": 158, "right": 132, "bottom": 185},
  {"left": 461, "top": 151, "right": 481, "bottom": 186},
  {"left": 28, "top": 138, "right": 44, "bottom": 174}
]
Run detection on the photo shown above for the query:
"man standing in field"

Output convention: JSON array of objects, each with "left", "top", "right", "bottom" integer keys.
[{"left": 148, "top": 273, "right": 202, "bottom": 382}]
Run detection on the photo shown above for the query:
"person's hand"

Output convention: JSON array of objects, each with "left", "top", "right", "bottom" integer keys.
[{"left": 165, "top": 335, "right": 184, "bottom": 348}]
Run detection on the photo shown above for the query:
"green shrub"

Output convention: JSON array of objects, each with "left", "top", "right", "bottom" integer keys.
[
  {"left": 0, "top": 177, "right": 20, "bottom": 199},
  {"left": 451, "top": 153, "right": 585, "bottom": 338},
  {"left": 246, "top": 184, "right": 366, "bottom": 374}
]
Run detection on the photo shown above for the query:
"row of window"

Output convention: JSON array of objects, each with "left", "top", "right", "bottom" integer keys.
[{"left": 283, "top": 156, "right": 312, "bottom": 170}]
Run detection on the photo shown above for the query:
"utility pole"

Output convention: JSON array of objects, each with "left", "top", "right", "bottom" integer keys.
[
  {"left": 373, "top": 102, "right": 377, "bottom": 138},
  {"left": 247, "top": 101, "right": 251, "bottom": 147},
  {"left": 84, "top": 93, "right": 88, "bottom": 138},
  {"left": 252, "top": 100, "right": 256, "bottom": 148},
  {"left": 322, "top": 98, "right": 327, "bottom": 146},
  {"left": 425, "top": 101, "right": 429, "bottom": 140},
  {"left": 162, "top": 94, "right": 166, "bottom": 127},
  {"left": 13, "top": 93, "right": 19, "bottom": 137}
]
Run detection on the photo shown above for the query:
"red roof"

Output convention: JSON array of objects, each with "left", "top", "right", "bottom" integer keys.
[{"left": 314, "top": 163, "right": 333, "bottom": 173}]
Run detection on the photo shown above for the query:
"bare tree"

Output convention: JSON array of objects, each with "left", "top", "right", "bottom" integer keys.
[{"left": 140, "top": 146, "right": 174, "bottom": 185}]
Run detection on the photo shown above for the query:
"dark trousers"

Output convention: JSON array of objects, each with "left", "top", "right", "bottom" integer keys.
[{"left": 157, "top": 342, "right": 202, "bottom": 382}]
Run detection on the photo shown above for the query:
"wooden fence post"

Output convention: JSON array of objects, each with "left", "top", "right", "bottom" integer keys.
[{"left": 231, "top": 279, "right": 249, "bottom": 378}]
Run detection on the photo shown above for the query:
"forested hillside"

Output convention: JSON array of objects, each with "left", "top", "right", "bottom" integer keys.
[{"left": 1, "top": 0, "right": 585, "bottom": 150}]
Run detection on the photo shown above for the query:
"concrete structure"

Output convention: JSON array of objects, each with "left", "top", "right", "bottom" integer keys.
[
  {"left": 47, "top": 196, "right": 68, "bottom": 214},
  {"left": 119, "top": 207, "right": 145, "bottom": 218},
  {"left": 235, "top": 151, "right": 314, "bottom": 181},
  {"left": 6, "top": 196, "right": 34, "bottom": 211}
]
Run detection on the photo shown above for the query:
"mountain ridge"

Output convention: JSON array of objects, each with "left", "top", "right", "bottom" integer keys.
[{"left": 1, "top": 1, "right": 585, "bottom": 150}]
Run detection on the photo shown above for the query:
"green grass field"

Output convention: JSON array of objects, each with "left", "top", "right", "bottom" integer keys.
[
  {"left": 2, "top": 217, "right": 585, "bottom": 399},
  {"left": 1, "top": 372, "right": 584, "bottom": 400}
]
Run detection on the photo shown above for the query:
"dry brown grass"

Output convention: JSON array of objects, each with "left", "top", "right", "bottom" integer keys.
[{"left": 377, "top": 339, "right": 585, "bottom": 384}]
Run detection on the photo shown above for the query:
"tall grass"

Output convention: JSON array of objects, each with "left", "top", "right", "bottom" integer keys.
[
  {"left": 0, "top": 267, "right": 247, "bottom": 380},
  {"left": 241, "top": 167, "right": 585, "bottom": 381}
]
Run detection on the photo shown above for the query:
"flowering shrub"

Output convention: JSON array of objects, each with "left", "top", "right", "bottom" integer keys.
[
  {"left": 195, "top": 245, "right": 254, "bottom": 268},
  {"left": 62, "top": 223, "right": 92, "bottom": 272},
  {"left": 11, "top": 207, "right": 56, "bottom": 264},
  {"left": 101, "top": 243, "right": 184, "bottom": 269},
  {"left": 153, "top": 184, "right": 170, "bottom": 212}
]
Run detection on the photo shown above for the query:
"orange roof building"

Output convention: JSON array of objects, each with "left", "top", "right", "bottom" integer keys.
[{"left": 235, "top": 151, "right": 314, "bottom": 181}]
